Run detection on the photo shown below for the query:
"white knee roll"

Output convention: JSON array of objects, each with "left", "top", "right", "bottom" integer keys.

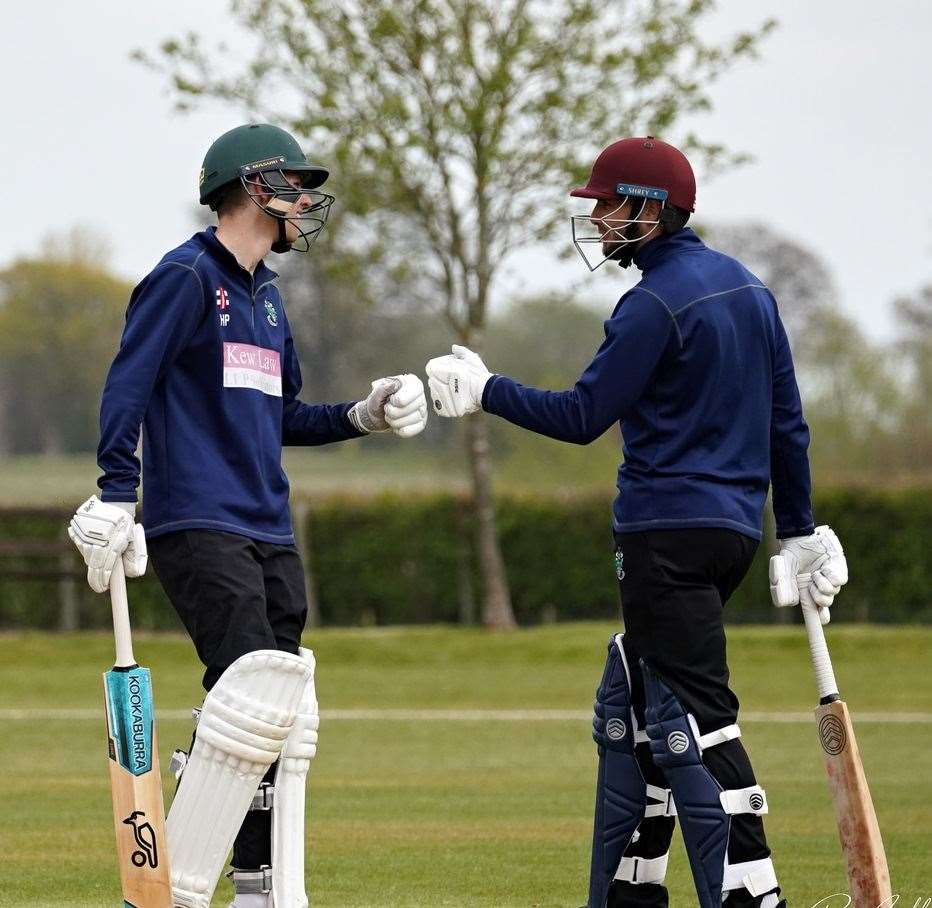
[
  {"left": 167, "top": 650, "right": 313, "bottom": 908},
  {"left": 272, "top": 647, "right": 319, "bottom": 908}
]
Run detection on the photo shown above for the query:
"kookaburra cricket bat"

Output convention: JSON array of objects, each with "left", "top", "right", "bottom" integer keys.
[
  {"left": 802, "top": 603, "right": 892, "bottom": 905},
  {"left": 102, "top": 558, "right": 172, "bottom": 907}
]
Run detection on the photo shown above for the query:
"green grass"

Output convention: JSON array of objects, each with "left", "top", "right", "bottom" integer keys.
[
  {"left": 0, "top": 443, "right": 620, "bottom": 508},
  {"left": 1, "top": 624, "right": 930, "bottom": 906}
]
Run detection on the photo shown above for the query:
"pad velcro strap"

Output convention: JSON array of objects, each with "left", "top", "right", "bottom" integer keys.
[
  {"left": 722, "top": 856, "right": 778, "bottom": 896},
  {"left": 686, "top": 714, "right": 741, "bottom": 752},
  {"left": 227, "top": 865, "right": 273, "bottom": 894},
  {"left": 719, "top": 784, "right": 768, "bottom": 816},
  {"left": 634, "top": 729, "right": 650, "bottom": 744},
  {"left": 644, "top": 783, "right": 677, "bottom": 818},
  {"left": 614, "top": 852, "right": 669, "bottom": 884},
  {"left": 696, "top": 722, "right": 741, "bottom": 752},
  {"left": 250, "top": 782, "right": 275, "bottom": 811}
]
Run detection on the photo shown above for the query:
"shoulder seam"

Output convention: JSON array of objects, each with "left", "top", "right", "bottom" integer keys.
[
  {"left": 254, "top": 278, "right": 279, "bottom": 297},
  {"left": 674, "top": 283, "right": 767, "bottom": 316},
  {"left": 157, "top": 254, "right": 206, "bottom": 298},
  {"left": 629, "top": 286, "right": 684, "bottom": 349}
]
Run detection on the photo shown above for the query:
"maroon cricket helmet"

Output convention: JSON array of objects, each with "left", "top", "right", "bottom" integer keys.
[{"left": 571, "top": 136, "right": 696, "bottom": 212}]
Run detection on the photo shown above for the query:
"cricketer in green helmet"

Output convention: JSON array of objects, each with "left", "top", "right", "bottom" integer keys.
[{"left": 72, "top": 122, "right": 430, "bottom": 908}]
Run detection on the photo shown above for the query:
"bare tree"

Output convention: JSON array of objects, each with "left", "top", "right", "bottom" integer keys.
[
  {"left": 138, "top": 0, "right": 773, "bottom": 627},
  {"left": 892, "top": 284, "right": 932, "bottom": 468}
]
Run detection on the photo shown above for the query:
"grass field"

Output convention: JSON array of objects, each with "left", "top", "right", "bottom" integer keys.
[
  {"left": 0, "top": 443, "right": 617, "bottom": 507},
  {"left": 0, "top": 623, "right": 930, "bottom": 907}
]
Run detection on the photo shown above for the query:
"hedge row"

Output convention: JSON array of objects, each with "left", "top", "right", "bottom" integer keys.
[{"left": 1, "top": 488, "right": 929, "bottom": 630}]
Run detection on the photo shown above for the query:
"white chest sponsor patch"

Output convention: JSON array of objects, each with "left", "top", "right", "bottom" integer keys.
[{"left": 222, "top": 342, "right": 282, "bottom": 397}]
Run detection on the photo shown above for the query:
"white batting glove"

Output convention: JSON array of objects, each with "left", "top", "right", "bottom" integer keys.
[
  {"left": 383, "top": 373, "right": 428, "bottom": 438},
  {"left": 348, "top": 376, "right": 404, "bottom": 433},
  {"left": 123, "top": 523, "right": 148, "bottom": 579},
  {"left": 106, "top": 501, "right": 147, "bottom": 579},
  {"left": 425, "top": 345, "right": 492, "bottom": 417},
  {"left": 68, "top": 496, "right": 135, "bottom": 593},
  {"left": 769, "top": 525, "right": 848, "bottom": 625}
]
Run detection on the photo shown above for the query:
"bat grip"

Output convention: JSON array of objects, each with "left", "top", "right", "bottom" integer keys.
[
  {"left": 109, "top": 558, "right": 136, "bottom": 668},
  {"left": 802, "top": 602, "right": 839, "bottom": 702}
]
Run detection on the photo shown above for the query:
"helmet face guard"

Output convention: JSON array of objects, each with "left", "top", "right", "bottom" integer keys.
[
  {"left": 240, "top": 165, "right": 334, "bottom": 253},
  {"left": 571, "top": 183, "right": 668, "bottom": 271}
]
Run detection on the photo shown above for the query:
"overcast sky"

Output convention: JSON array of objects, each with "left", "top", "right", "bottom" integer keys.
[{"left": 2, "top": 1, "right": 929, "bottom": 339}]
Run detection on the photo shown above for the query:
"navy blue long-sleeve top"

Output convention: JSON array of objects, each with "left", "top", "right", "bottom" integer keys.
[
  {"left": 482, "top": 228, "right": 813, "bottom": 541},
  {"left": 97, "top": 227, "right": 364, "bottom": 544}
]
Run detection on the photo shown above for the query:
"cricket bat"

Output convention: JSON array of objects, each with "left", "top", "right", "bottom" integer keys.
[
  {"left": 102, "top": 558, "right": 173, "bottom": 907},
  {"left": 802, "top": 603, "right": 892, "bottom": 906}
]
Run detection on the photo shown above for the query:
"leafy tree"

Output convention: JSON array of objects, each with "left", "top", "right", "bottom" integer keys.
[
  {"left": 486, "top": 293, "right": 621, "bottom": 488},
  {"left": 0, "top": 229, "right": 130, "bottom": 455},
  {"left": 139, "top": 0, "right": 774, "bottom": 627}
]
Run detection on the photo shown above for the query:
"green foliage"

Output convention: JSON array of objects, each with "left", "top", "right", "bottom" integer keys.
[
  {"left": 308, "top": 494, "right": 471, "bottom": 624},
  {"left": 136, "top": 0, "right": 773, "bottom": 334},
  {"left": 0, "top": 231, "right": 130, "bottom": 455},
  {"left": 3, "top": 487, "right": 930, "bottom": 629}
]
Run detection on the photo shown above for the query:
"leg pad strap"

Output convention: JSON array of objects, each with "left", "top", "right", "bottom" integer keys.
[
  {"left": 720, "top": 784, "right": 768, "bottom": 816},
  {"left": 228, "top": 866, "right": 272, "bottom": 895},
  {"left": 615, "top": 852, "right": 669, "bottom": 884},
  {"left": 724, "top": 857, "right": 778, "bottom": 896}
]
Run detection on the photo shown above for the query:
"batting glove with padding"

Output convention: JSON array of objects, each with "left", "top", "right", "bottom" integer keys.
[
  {"left": 425, "top": 345, "right": 492, "bottom": 417},
  {"left": 769, "top": 525, "right": 848, "bottom": 624}
]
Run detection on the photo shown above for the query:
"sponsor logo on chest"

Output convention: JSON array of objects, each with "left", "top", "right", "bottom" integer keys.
[
  {"left": 216, "top": 286, "right": 231, "bottom": 327},
  {"left": 222, "top": 342, "right": 282, "bottom": 397}
]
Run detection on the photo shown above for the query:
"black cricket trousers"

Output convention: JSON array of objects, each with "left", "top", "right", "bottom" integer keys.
[
  {"left": 149, "top": 528, "right": 309, "bottom": 873},
  {"left": 607, "top": 527, "right": 775, "bottom": 908}
]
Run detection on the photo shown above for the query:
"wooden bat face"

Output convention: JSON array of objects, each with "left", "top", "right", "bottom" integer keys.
[
  {"left": 815, "top": 699, "right": 891, "bottom": 906},
  {"left": 104, "top": 666, "right": 173, "bottom": 907}
]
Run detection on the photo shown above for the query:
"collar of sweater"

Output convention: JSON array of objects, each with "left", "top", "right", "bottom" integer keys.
[{"left": 634, "top": 226, "right": 704, "bottom": 272}]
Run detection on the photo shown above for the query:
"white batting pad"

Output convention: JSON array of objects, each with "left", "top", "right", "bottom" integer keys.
[
  {"left": 272, "top": 648, "right": 319, "bottom": 907},
  {"left": 167, "top": 650, "right": 313, "bottom": 908}
]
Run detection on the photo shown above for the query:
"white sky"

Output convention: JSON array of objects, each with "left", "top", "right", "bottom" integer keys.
[{"left": 2, "top": 0, "right": 929, "bottom": 340}]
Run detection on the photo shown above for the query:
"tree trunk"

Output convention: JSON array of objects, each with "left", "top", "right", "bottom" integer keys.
[{"left": 465, "top": 413, "right": 516, "bottom": 629}]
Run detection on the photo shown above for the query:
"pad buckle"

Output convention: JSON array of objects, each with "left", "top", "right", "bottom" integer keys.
[
  {"left": 169, "top": 749, "right": 188, "bottom": 781},
  {"left": 227, "top": 865, "right": 273, "bottom": 894},
  {"left": 250, "top": 781, "right": 275, "bottom": 811}
]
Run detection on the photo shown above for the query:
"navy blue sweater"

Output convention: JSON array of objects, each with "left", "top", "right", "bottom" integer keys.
[
  {"left": 482, "top": 229, "right": 813, "bottom": 541},
  {"left": 97, "top": 227, "right": 364, "bottom": 544}
]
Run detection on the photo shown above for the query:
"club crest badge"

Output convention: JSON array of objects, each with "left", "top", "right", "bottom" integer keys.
[
  {"left": 614, "top": 548, "right": 625, "bottom": 580},
  {"left": 264, "top": 299, "right": 278, "bottom": 327}
]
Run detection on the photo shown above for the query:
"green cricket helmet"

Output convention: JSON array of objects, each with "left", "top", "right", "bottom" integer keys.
[{"left": 199, "top": 123, "right": 333, "bottom": 253}]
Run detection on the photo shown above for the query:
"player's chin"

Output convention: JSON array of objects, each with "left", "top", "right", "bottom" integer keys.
[{"left": 601, "top": 241, "right": 622, "bottom": 257}]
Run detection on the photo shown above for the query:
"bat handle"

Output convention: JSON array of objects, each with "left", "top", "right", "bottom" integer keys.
[
  {"left": 802, "top": 602, "right": 840, "bottom": 703},
  {"left": 109, "top": 558, "right": 137, "bottom": 669}
]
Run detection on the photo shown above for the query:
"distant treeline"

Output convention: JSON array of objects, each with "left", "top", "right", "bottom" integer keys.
[
  {"left": 0, "top": 224, "right": 929, "bottom": 484},
  {"left": 1, "top": 488, "right": 929, "bottom": 630}
]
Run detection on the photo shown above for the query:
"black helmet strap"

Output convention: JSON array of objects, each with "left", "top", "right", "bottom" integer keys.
[{"left": 271, "top": 218, "right": 290, "bottom": 254}]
